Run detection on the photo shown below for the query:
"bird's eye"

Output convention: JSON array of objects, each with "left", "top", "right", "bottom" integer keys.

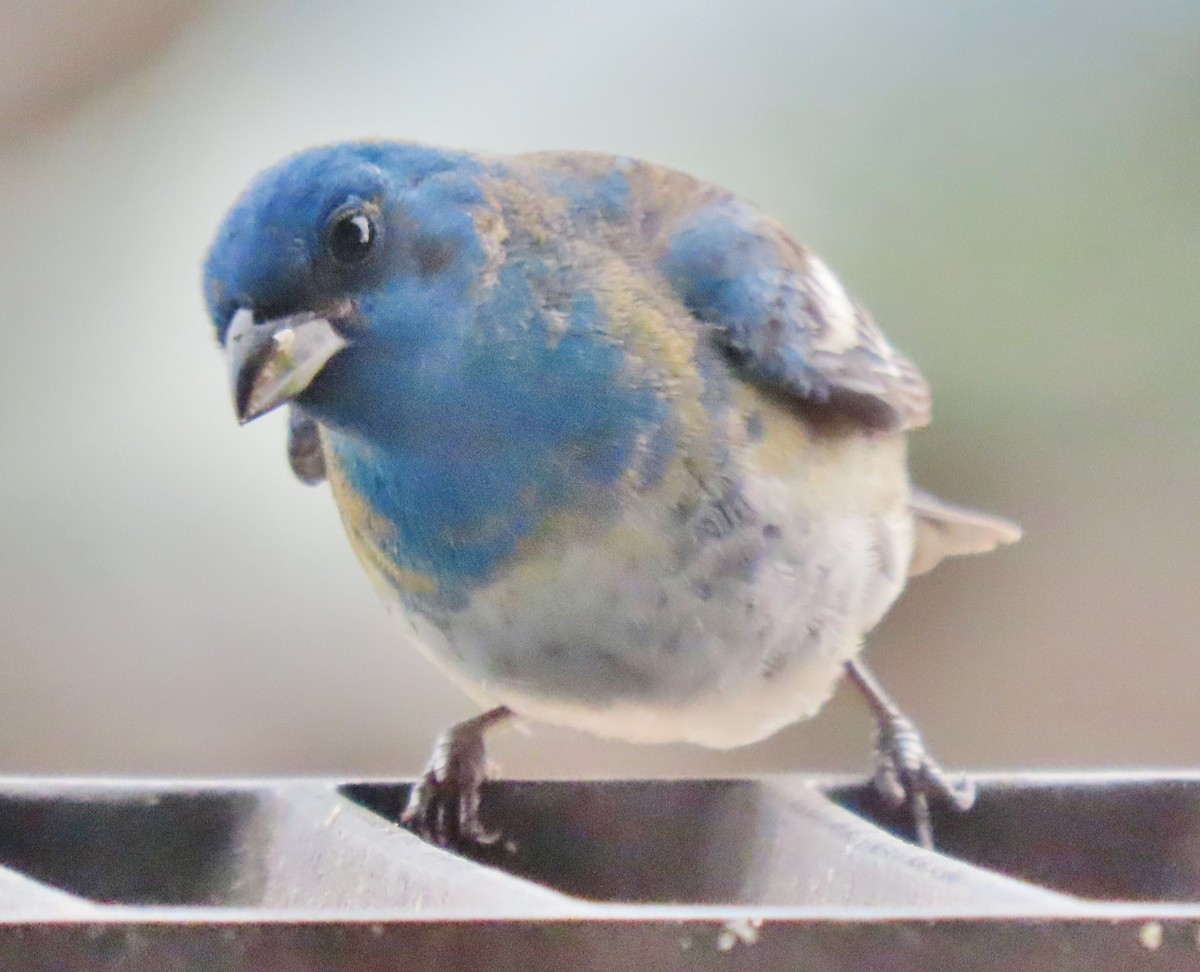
[{"left": 326, "top": 209, "right": 376, "bottom": 265}]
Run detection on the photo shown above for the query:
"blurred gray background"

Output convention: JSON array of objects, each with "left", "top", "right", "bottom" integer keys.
[{"left": 0, "top": 0, "right": 1196, "bottom": 781}]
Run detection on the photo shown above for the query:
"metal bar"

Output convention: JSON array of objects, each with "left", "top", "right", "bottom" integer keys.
[{"left": 0, "top": 773, "right": 1196, "bottom": 969}]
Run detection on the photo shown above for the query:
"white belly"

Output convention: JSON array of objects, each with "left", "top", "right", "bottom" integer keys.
[{"left": 380, "top": 426, "right": 915, "bottom": 749}]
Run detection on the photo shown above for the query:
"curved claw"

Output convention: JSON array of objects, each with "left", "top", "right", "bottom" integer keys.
[
  {"left": 845, "top": 659, "right": 974, "bottom": 850},
  {"left": 870, "top": 711, "right": 976, "bottom": 848},
  {"left": 400, "top": 707, "right": 512, "bottom": 847},
  {"left": 402, "top": 774, "right": 498, "bottom": 847}
]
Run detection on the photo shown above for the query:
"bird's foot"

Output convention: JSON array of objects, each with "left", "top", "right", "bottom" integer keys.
[
  {"left": 869, "top": 708, "right": 975, "bottom": 850},
  {"left": 844, "top": 658, "right": 974, "bottom": 850},
  {"left": 400, "top": 706, "right": 512, "bottom": 847}
]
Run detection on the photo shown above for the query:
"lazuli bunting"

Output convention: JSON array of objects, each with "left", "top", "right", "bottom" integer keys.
[{"left": 204, "top": 142, "right": 1020, "bottom": 849}]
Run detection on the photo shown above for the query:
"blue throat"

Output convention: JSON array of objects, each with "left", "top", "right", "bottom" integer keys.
[{"left": 300, "top": 264, "right": 673, "bottom": 614}]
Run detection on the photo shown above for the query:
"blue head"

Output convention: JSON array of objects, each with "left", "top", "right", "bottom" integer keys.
[
  {"left": 204, "top": 142, "right": 673, "bottom": 610},
  {"left": 204, "top": 142, "right": 488, "bottom": 331},
  {"left": 204, "top": 142, "right": 493, "bottom": 423}
]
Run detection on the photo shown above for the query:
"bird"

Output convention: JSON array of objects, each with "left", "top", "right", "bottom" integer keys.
[{"left": 203, "top": 140, "right": 1020, "bottom": 851}]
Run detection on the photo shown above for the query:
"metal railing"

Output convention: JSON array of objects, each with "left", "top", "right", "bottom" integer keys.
[{"left": 0, "top": 772, "right": 1197, "bottom": 969}]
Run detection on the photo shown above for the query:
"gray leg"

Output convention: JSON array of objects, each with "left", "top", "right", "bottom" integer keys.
[
  {"left": 845, "top": 659, "right": 975, "bottom": 850},
  {"left": 401, "top": 706, "right": 514, "bottom": 847}
]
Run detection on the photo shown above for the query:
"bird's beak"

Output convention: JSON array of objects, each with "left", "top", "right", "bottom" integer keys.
[{"left": 225, "top": 307, "right": 348, "bottom": 424}]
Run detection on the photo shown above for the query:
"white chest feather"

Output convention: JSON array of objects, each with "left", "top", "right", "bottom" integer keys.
[{"left": 377, "top": 407, "right": 915, "bottom": 749}]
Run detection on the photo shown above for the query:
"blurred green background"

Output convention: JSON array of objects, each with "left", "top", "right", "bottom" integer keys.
[{"left": 0, "top": 0, "right": 1196, "bottom": 780}]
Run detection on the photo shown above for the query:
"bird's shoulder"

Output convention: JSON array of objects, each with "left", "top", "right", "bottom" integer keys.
[{"left": 495, "top": 152, "right": 931, "bottom": 434}]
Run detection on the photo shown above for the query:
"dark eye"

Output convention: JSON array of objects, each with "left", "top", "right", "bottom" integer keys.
[{"left": 326, "top": 209, "right": 376, "bottom": 264}]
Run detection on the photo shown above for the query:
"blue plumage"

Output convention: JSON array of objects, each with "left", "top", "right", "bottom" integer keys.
[
  {"left": 204, "top": 140, "right": 1019, "bottom": 847},
  {"left": 317, "top": 257, "right": 671, "bottom": 608}
]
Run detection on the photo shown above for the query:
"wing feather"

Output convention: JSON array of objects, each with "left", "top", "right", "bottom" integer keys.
[{"left": 659, "top": 197, "right": 930, "bottom": 432}]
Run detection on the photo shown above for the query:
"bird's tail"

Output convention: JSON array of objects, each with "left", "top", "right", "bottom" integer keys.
[{"left": 907, "top": 486, "right": 1022, "bottom": 577}]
